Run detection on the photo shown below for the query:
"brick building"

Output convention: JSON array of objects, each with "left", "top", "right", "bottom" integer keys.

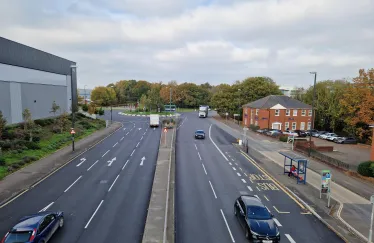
[{"left": 242, "top": 95, "right": 313, "bottom": 131}]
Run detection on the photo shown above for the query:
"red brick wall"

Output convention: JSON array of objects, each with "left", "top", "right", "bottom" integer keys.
[{"left": 243, "top": 107, "right": 314, "bottom": 131}]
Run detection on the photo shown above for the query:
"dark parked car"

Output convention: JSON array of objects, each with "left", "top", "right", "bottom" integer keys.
[
  {"left": 194, "top": 130, "right": 205, "bottom": 139},
  {"left": 294, "top": 130, "right": 307, "bottom": 137},
  {"left": 257, "top": 128, "right": 269, "bottom": 134},
  {"left": 266, "top": 129, "right": 282, "bottom": 137},
  {"left": 1, "top": 211, "right": 64, "bottom": 243},
  {"left": 335, "top": 137, "right": 357, "bottom": 144},
  {"left": 234, "top": 195, "right": 280, "bottom": 242},
  {"left": 305, "top": 129, "right": 318, "bottom": 136},
  {"left": 313, "top": 131, "right": 328, "bottom": 137}
]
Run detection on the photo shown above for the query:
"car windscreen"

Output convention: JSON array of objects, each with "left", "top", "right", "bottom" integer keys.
[
  {"left": 196, "top": 131, "right": 204, "bottom": 134},
  {"left": 247, "top": 206, "right": 271, "bottom": 220},
  {"left": 5, "top": 231, "right": 32, "bottom": 243}
]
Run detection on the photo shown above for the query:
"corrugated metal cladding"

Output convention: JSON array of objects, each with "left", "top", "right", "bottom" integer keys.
[{"left": 0, "top": 37, "right": 76, "bottom": 75}]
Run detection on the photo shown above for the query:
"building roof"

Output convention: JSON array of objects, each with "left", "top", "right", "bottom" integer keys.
[{"left": 243, "top": 95, "right": 312, "bottom": 109}]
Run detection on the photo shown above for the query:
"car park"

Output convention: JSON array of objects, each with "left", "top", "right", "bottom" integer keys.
[
  {"left": 313, "top": 131, "right": 327, "bottom": 137},
  {"left": 257, "top": 128, "right": 269, "bottom": 134},
  {"left": 283, "top": 130, "right": 298, "bottom": 137},
  {"left": 335, "top": 137, "right": 357, "bottom": 144},
  {"left": 194, "top": 130, "right": 205, "bottom": 139},
  {"left": 326, "top": 133, "right": 339, "bottom": 141},
  {"left": 294, "top": 130, "right": 307, "bottom": 137},
  {"left": 320, "top": 133, "right": 334, "bottom": 139},
  {"left": 1, "top": 211, "right": 64, "bottom": 243},
  {"left": 305, "top": 129, "right": 318, "bottom": 136},
  {"left": 234, "top": 195, "right": 280, "bottom": 242},
  {"left": 266, "top": 129, "right": 282, "bottom": 137}
]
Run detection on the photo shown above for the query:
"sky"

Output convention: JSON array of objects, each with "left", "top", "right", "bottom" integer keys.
[{"left": 1, "top": 0, "right": 374, "bottom": 89}]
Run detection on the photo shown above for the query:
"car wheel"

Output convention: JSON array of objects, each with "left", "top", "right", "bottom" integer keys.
[
  {"left": 59, "top": 217, "right": 64, "bottom": 228},
  {"left": 341, "top": 141, "right": 344, "bottom": 144}
]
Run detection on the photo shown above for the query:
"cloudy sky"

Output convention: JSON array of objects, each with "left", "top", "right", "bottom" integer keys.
[{"left": 1, "top": 0, "right": 374, "bottom": 89}]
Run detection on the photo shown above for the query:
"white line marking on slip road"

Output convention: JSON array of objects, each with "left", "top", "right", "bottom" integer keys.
[
  {"left": 220, "top": 209, "right": 235, "bottom": 242},
  {"left": 264, "top": 195, "right": 270, "bottom": 201},
  {"left": 108, "top": 175, "right": 120, "bottom": 192},
  {"left": 254, "top": 195, "right": 260, "bottom": 200},
  {"left": 143, "top": 132, "right": 146, "bottom": 135},
  {"left": 39, "top": 202, "right": 54, "bottom": 212},
  {"left": 85, "top": 200, "right": 104, "bottom": 229},
  {"left": 136, "top": 142, "right": 140, "bottom": 147},
  {"left": 241, "top": 179, "right": 247, "bottom": 183},
  {"left": 285, "top": 234, "right": 296, "bottom": 243},
  {"left": 209, "top": 181, "right": 217, "bottom": 199},
  {"left": 102, "top": 150, "right": 110, "bottom": 157},
  {"left": 197, "top": 152, "right": 202, "bottom": 160},
  {"left": 113, "top": 142, "right": 118, "bottom": 147},
  {"left": 232, "top": 167, "right": 236, "bottom": 171},
  {"left": 202, "top": 164, "right": 207, "bottom": 175},
  {"left": 247, "top": 186, "right": 253, "bottom": 191},
  {"left": 126, "top": 132, "right": 129, "bottom": 135},
  {"left": 194, "top": 144, "right": 198, "bottom": 150},
  {"left": 229, "top": 162, "right": 232, "bottom": 165},
  {"left": 64, "top": 176, "right": 82, "bottom": 192},
  {"left": 273, "top": 218, "right": 282, "bottom": 227},
  {"left": 256, "top": 186, "right": 261, "bottom": 191},
  {"left": 141, "top": 136, "right": 143, "bottom": 140},
  {"left": 209, "top": 125, "right": 229, "bottom": 161},
  {"left": 120, "top": 137, "right": 124, "bottom": 141},
  {"left": 87, "top": 160, "right": 99, "bottom": 171},
  {"left": 122, "top": 160, "right": 129, "bottom": 170},
  {"left": 130, "top": 149, "right": 135, "bottom": 156},
  {"left": 237, "top": 173, "right": 241, "bottom": 177}
]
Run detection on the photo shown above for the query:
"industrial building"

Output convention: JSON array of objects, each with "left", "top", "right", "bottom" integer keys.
[{"left": 0, "top": 37, "right": 77, "bottom": 124}]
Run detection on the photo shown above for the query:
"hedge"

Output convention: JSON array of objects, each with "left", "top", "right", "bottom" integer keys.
[{"left": 357, "top": 161, "right": 374, "bottom": 177}]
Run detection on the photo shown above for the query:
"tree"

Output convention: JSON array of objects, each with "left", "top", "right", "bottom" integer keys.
[
  {"left": 139, "top": 94, "right": 149, "bottom": 110},
  {"left": 88, "top": 103, "right": 97, "bottom": 115},
  {"left": 57, "top": 111, "right": 69, "bottom": 133},
  {"left": 147, "top": 86, "right": 163, "bottom": 111},
  {"left": 91, "top": 86, "right": 117, "bottom": 106},
  {"left": 50, "top": 101, "right": 60, "bottom": 116},
  {"left": 22, "top": 109, "right": 35, "bottom": 141},
  {"left": 0, "top": 111, "right": 6, "bottom": 139}
]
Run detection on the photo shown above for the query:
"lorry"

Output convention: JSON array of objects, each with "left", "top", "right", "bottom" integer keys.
[
  {"left": 198, "top": 105, "right": 209, "bottom": 118},
  {"left": 149, "top": 114, "right": 160, "bottom": 127}
]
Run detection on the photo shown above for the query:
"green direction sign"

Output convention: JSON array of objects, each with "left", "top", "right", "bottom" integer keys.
[{"left": 321, "top": 170, "right": 331, "bottom": 194}]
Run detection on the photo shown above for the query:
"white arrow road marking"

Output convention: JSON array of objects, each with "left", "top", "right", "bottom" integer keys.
[
  {"left": 76, "top": 158, "right": 86, "bottom": 167},
  {"left": 107, "top": 157, "right": 116, "bottom": 166},
  {"left": 39, "top": 202, "right": 54, "bottom": 212},
  {"left": 140, "top": 156, "right": 146, "bottom": 166}
]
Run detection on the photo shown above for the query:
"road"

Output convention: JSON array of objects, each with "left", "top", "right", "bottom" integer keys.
[
  {"left": 175, "top": 112, "right": 344, "bottom": 243},
  {"left": 0, "top": 111, "right": 161, "bottom": 243}
]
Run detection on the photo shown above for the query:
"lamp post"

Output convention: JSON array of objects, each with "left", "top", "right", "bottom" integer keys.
[
  {"left": 308, "top": 72, "right": 317, "bottom": 157},
  {"left": 70, "top": 64, "right": 77, "bottom": 152}
]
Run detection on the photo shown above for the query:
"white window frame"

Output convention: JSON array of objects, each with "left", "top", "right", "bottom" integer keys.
[
  {"left": 255, "top": 120, "right": 258, "bottom": 126},
  {"left": 307, "top": 122, "right": 311, "bottom": 130},
  {"left": 293, "top": 109, "right": 298, "bottom": 116},
  {"left": 285, "top": 122, "right": 289, "bottom": 130},
  {"left": 292, "top": 122, "right": 297, "bottom": 130},
  {"left": 300, "top": 122, "right": 305, "bottom": 130},
  {"left": 308, "top": 110, "right": 312, "bottom": 116},
  {"left": 301, "top": 110, "right": 306, "bottom": 116},
  {"left": 255, "top": 109, "right": 259, "bottom": 115},
  {"left": 250, "top": 118, "right": 253, "bottom": 125},
  {"left": 286, "top": 109, "right": 290, "bottom": 116},
  {"left": 275, "top": 109, "right": 280, "bottom": 116}
]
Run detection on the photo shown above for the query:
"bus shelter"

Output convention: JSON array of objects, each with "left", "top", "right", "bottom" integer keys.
[{"left": 279, "top": 151, "right": 308, "bottom": 184}]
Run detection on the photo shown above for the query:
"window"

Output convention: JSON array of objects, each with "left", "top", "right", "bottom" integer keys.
[
  {"left": 293, "top": 109, "right": 298, "bottom": 116},
  {"left": 255, "top": 109, "right": 259, "bottom": 115},
  {"left": 300, "top": 122, "right": 305, "bottom": 130},
  {"left": 292, "top": 122, "right": 297, "bottom": 130},
  {"left": 255, "top": 120, "right": 258, "bottom": 126},
  {"left": 302, "top": 110, "right": 306, "bottom": 116},
  {"left": 251, "top": 109, "right": 254, "bottom": 115},
  {"left": 285, "top": 122, "right": 289, "bottom": 130},
  {"left": 286, "top": 109, "right": 290, "bottom": 116},
  {"left": 275, "top": 109, "right": 280, "bottom": 116},
  {"left": 308, "top": 110, "right": 312, "bottom": 116},
  {"left": 245, "top": 119, "right": 247, "bottom": 125},
  {"left": 307, "top": 122, "right": 311, "bottom": 130},
  {"left": 250, "top": 119, "right": 253, "bottom": 125}
]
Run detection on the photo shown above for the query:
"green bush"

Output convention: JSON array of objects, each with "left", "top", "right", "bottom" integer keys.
[
  {"left": 24, "top": 134, "right": 41, "bottom": 142},
  {"left": 24, "top": 141, "right": 41, "bottom": 150},
  {"left": 279, "top": 136, "right": 288, "bottom": 142},
  {"left": 2, "top": 129, "right": 15, "bottom": 140},
  {"left": 370, "top": 163, "right": 374, "bottom": 177},
  {"left": 79, "top": 120, "right": 94, "bottom": 130},
  {"left": 0, "top": 140, "right": 12, "bottom": 150},
  {"left": 34, "top": 118, "right": 54, "bottom": 126},
  {"left": 23, "top": 156, "right": 38, "bottom": 163},
  {"left": 357, "top": 161, "right": 374, "bottom": 177},
  {"left": 249, "top": 124, "right": 260, "bottom": 131},
  {"left": 98, "top": 108, "right": 104, "bottom": 116},
  {"left": 0, "top": 157, "right": 5, "bottom": 166},
  {"left": 82, "top": 104, "right": 89, "bottom": 112}
]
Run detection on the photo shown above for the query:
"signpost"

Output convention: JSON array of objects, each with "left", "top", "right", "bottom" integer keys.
[
  {"left": 369, "top": 195, "right": 374, "bottom": 243},
  {"left": 320, "top": 170, "right": 332, "bottom": 207},
  {"left": 70, "top": 128, "right": 76, "bottom": 151}
]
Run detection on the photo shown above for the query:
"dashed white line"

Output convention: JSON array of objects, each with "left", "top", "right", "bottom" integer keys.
[
  {"left": 194, "top": 144, "right": 198, "bottom": 150},
  {"left": 130, "top": 149, "right": 135, "bottom": 156},
  {"left": 235, "top": 163, "right": 238, "bottom": 166},
  {"left": 273, "top": 218, "right": 282, "bottom": 227},
  {"left": 236, "top": 172, "right": 241, "bottom": 177},
  {"left": 220, "top": 209, "right": 235, "bottom": 242},
  {"left": 64, "top": 176, "right": 82, "bottom": 193},
  {"left": 264, "top": 195, "right": 270, "bottom": 201},
  {"left": 122, "top": 160, "right": 129, "bottom": 170},
  {"left": 113, "top": 142, "right": 118, "bottom": 147},
  {"left": 256, "top": 186, "right": 261, "bottom": 191},
  {"left": 247, "top": 186, "right": 253, "bottom": 191},
  {"left": 239, "top": 168, "right": 242, "bottom": 171},
  {"left": 202, "top": 164, "right": 207, "bottom": 175},
  {"left": 87, "top": 160, "right": 99, "bottom": 171},
  {"left": 120, "top": 137, "right": 124, "bottom": 141},
  {"left": 136, "top": 142, "right": 140, "bottom": 147},
  {"left": 231, "top": 159, "right": 235, "bottom": 162},
  {"left": 108, "top": 174, "right": 120, "bottom": 192},
  {"left": 208, "top": 181, "right": 217, "bottom": 199},
  {"left": 39, "top": 202, "right": 54, "bottom": 212},
  {"left": 143, "top": 132, "right": 146, "bottom": 135},
  {"left": 241, "top": 179, "right": 247, "bottom": 183},
  {"left": 285, "top": 234, "right": 296, "bottom": 243},
  {"left": 84, "top": 200, "right": 104, "bottom": 229},
  {"left": 229, "top": 162, "right": 232, "bottom": 165},
  {"left": 208, "top": 125, "right": 229, "bottom": 161},
  {"left": 244, "top": 173, "right": 248, "bottom": 176},
  {"left": 141, "top": 136, "right": 143, "bottom": 140},
  {"left": 126, "top": 132, "right": 129, "bottom": 135},
  {"left": 197, "top": 152, "right": 202, "bottom": 160},
  {"left": 265, "top": 206, "right": 271, "bottom": 212},
  {"left": 102, "top": 150, "right": 110, "bottom": 157},
  {"left": 232, "top": 167, "right": 236, "bottom": 171}
]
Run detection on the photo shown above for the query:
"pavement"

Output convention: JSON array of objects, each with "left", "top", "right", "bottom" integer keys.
[
  {"left": 175, "top": 112, "right": 344, "bottom": 243},
  {"left": 0, "top": 111, "right": 162, "bottom": 243},
  {"left": 210, "top": 115, "right": 373, "bottom": 242}
]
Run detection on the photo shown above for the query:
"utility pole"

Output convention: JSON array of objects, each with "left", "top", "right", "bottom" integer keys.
[
  {"left": 70, "top": 64, "right": 77, "bottom": 152},
  {"left": 309, "top": 72, "right": 317, "bottom": 157},
  {"left": 110, "top": 105, "right": 113, "bottom": 124}
]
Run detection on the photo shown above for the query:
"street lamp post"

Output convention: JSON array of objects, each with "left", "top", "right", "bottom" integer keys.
[
  {"left": 308, "top": 72, "right": 317, "bottom": 157},
  {"left": 70, "top": 65, "right": 77, "bottom": 152}
]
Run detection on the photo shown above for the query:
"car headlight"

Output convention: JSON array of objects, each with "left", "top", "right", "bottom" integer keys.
[{"left": 250, "top": 230, "right": 259, "bottom": 239}]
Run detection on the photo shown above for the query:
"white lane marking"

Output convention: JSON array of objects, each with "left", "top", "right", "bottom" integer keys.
[
  {"left": 123, "top": 128, "right": 126, "bottom": 131},
  {"left": 236, "top": 172, "right": 241, "bottom": 177},
  {"left": 247, "top": 186, "right": 253, "bottom": 191},
  {"left": 231, "top": 159, "right": 235, "bottom": 162},
  {"left": 241, "top": 179, "right": 247, "bottom": 183},
  {"left": 229, "top": 162, "right": 232, "bottom": 165},
  {"left": 120, "top": 137, "right": 124, "bottom": 141},
  {"left": 87, "top": 160, "right": 99, "bottom": 171},
  {"left": 39, "top": 202, "right": 54, "bottom": 212},
  {"left": 113, "top": 142, "right": 118, "bottom": 147},
  {"left": 108, "top": 174, "right": 120, "bottom": 192},
  {"left": 136, "top": 142, "right": 140, "bottom": 147},
  {"left": 264, "top": 195, "right": 270, "bottom": 201},
  {"left": 102, "top": 150, "right": 110, "bottom": 157},
  {"left": 202, "top": 164, "right": 207, "bottom": 175},
  {"left": 130, "top": 149, "right": 135, "bottom": 156},
  {"left": 209, "top": 125, "right": 229, "bottom": 161},
  {"left": 220, "top": 209, "right": 235, "bottom": 242},
  {"left": 126, "top": 132, "right": 129, "bottom": 135},
  {"left": 273, "top": 218, "right": 282, "bottom": 227},
  {"left": 122, "top": 160, "right": 129, "bottom": 170},
  {"left": 143, "top": 132, "right": 146, "bottom": 135},
  {"left": 285, "top": 234, "right": 296, "bottom": 243},
  {"left": 140, "top": 156, "right": 146, "bottom": 166},
  {"left": 194, "top": 144, "right": 198, "bottom": 150},
  {"left": 64, "top": 176, "right": 82, "bottom": 192},
  {"left": 84, "top": 200, "right": 104, "bottom": 229},
  {"left": 197, "top": 152, "right": 202, "bottom": 160},
  {"left": 232, "top": 167, "right": 236, "bottom": 171},
  {"left": 235, "top": 163, "right": 238, "bottom": 166},
  {"left": 244, "top": 173, "right": 247, "bottom": 176},
  {"left": 239, "top": 168, "right": 243, "bottom": 171},
  {"left": 76, "top": 158, "right": 86, "bottom": 167},
  {"left": 208, "top": 181, "right": 217, "bottom": 199},
  {"left": 141, "top": 136, "right": 143, "bottom": 140},
  {"left": 256, "top": 186, "right": 261, "bottom": 191}
]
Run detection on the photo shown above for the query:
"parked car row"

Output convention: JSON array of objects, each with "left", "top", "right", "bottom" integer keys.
[{"left": 311, "top": 131, "right": 357, "bottom": 144}]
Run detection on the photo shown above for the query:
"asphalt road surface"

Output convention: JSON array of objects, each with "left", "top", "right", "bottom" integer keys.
[
  {"left": 0, "top": 111, "right": 161, "bottom": 243},
  {"left": 175, "top": 112, "right": 344, "bottom": 243}
]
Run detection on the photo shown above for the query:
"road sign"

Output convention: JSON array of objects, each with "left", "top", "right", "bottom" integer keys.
[
  {"left": 164, "top": 128, "right": 167, "bottom": 133},
  {"left": 70, "top": 129, "right": 76, "bottom": 134}
]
